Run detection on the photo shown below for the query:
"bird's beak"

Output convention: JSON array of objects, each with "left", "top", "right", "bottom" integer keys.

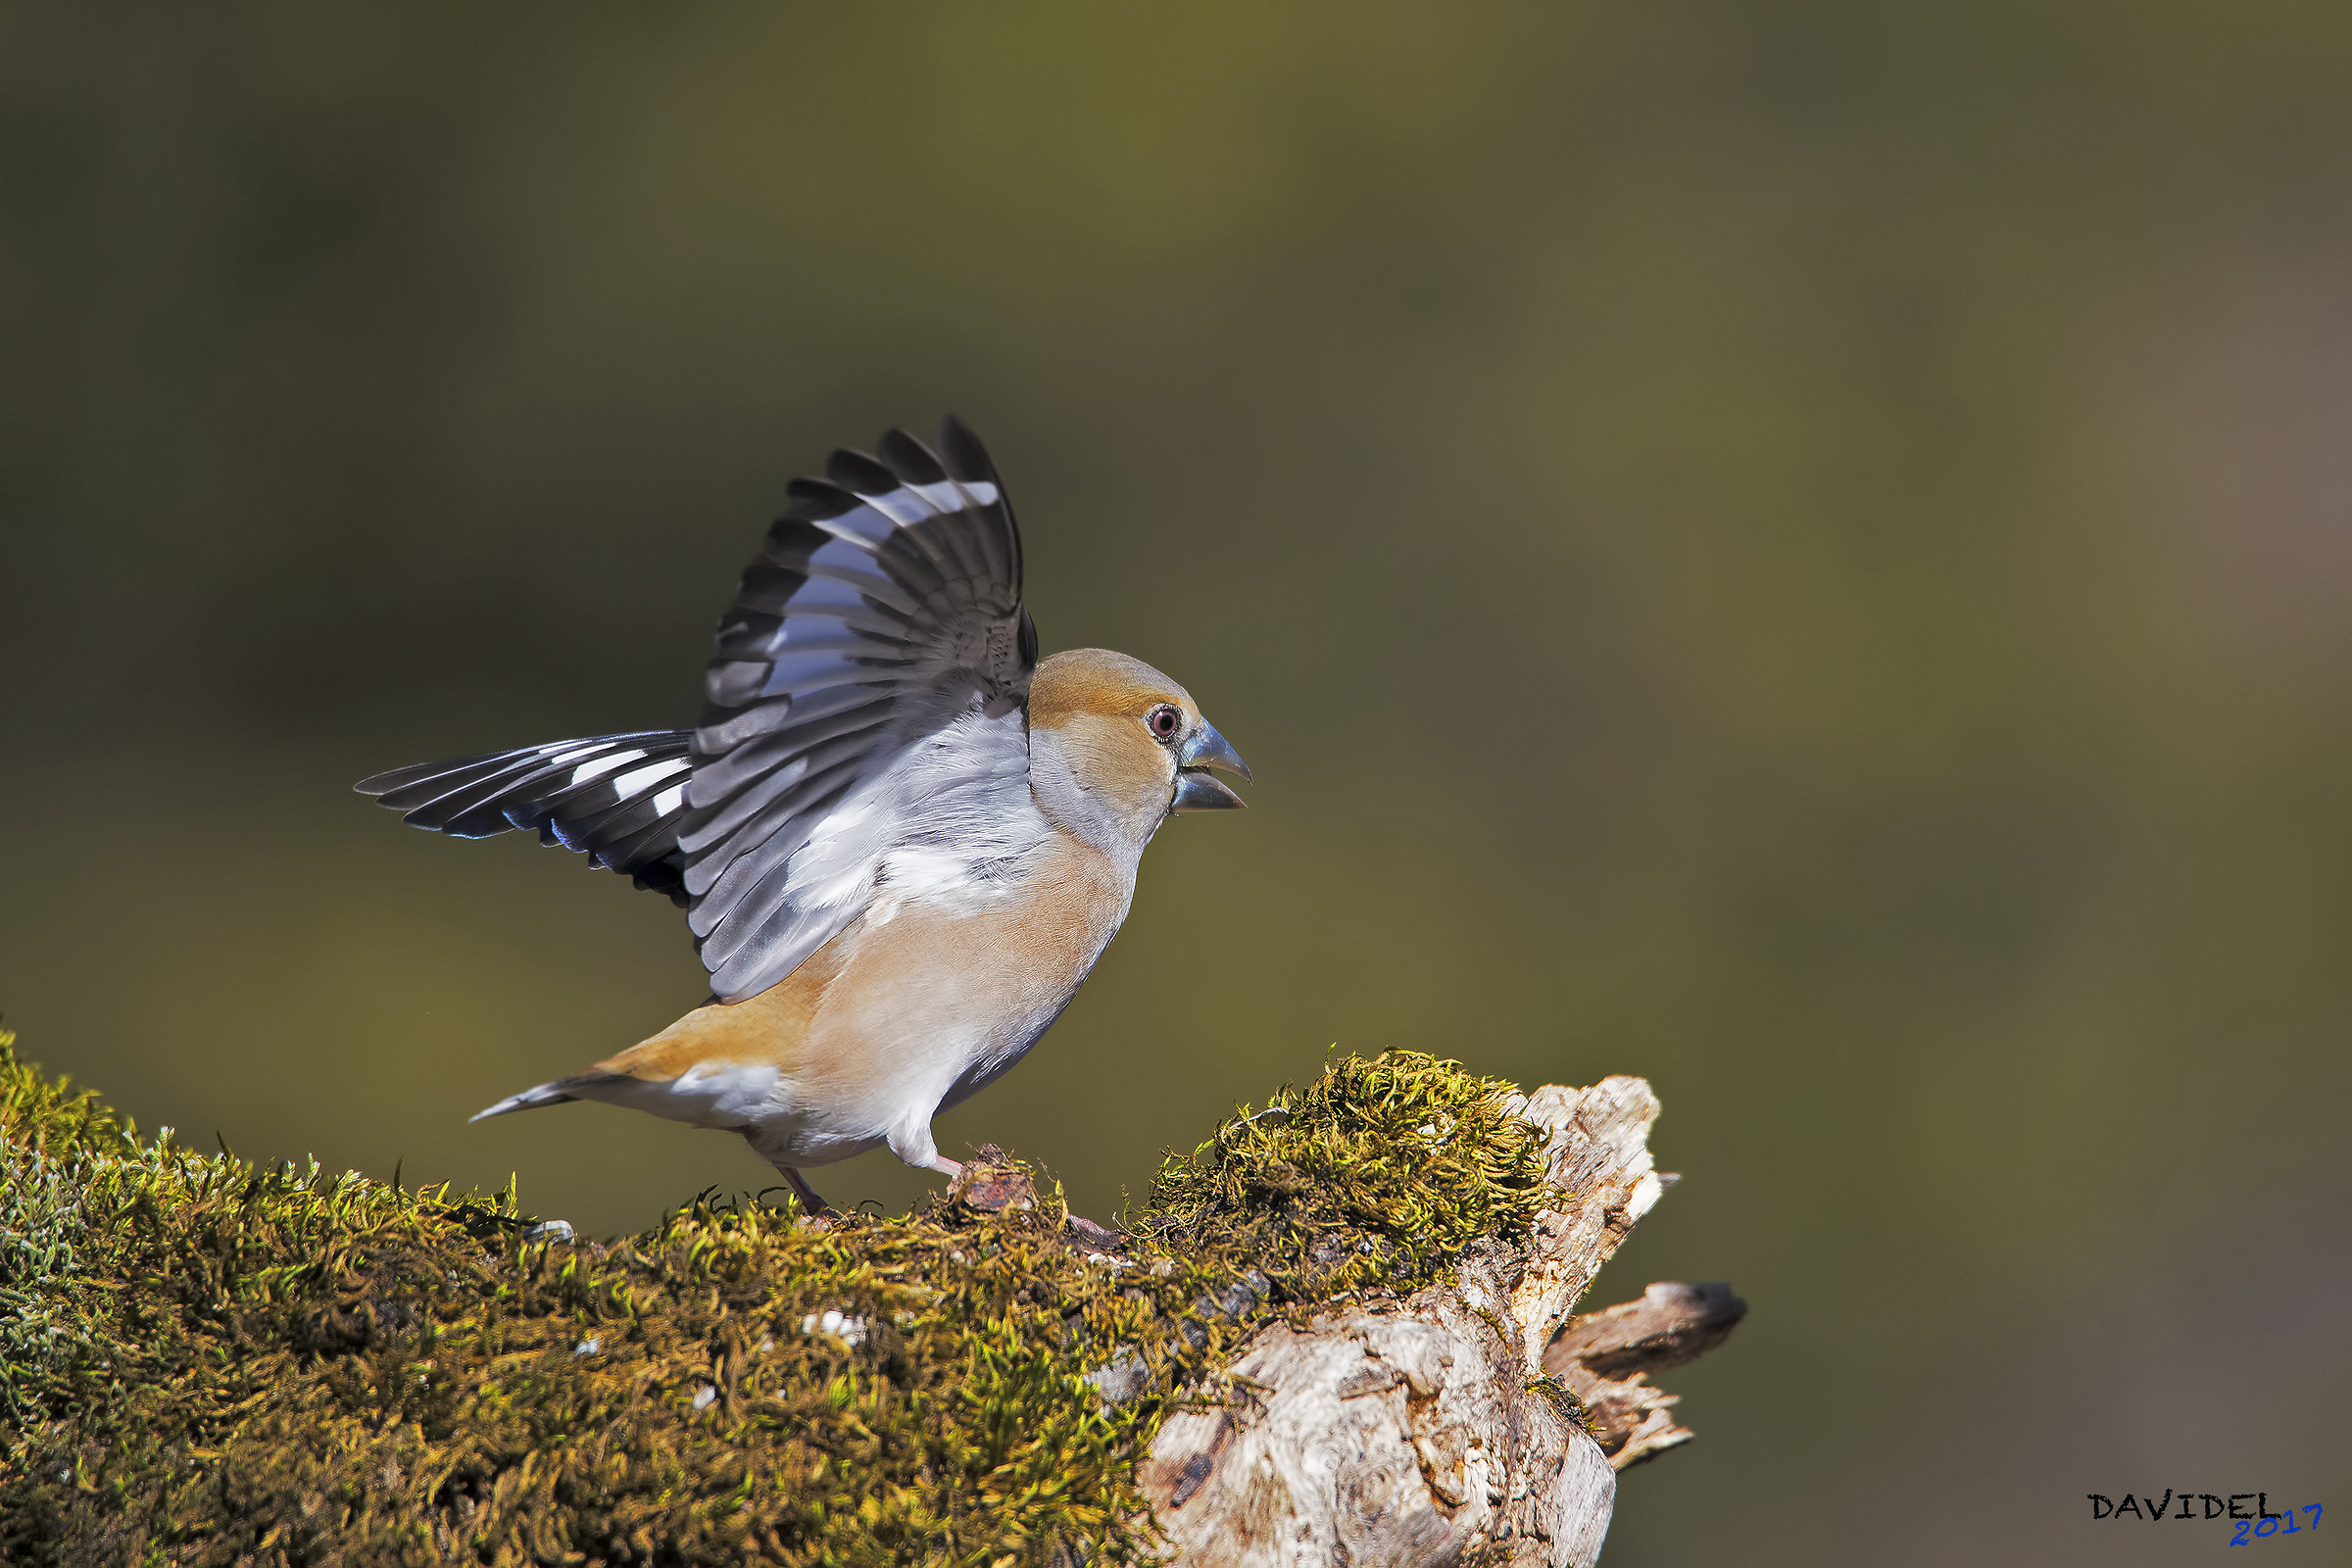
[{"left": 1173, "top": 719, "right": 1250, "bottom": 811}]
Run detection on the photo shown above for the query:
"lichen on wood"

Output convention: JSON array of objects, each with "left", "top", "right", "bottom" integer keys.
[{"left": 4, "top": 1033, "right": 1717, "bottom": 1567}]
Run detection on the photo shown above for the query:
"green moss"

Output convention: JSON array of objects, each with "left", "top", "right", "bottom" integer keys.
[
  {"left": 0, "top": 1035, "right": 1566, "bottom": 1567},
  {"left": 1139, "top": 1048, "right": 1557, "bottom": 1300}
]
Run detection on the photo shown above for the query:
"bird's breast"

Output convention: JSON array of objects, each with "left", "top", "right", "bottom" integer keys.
[
  {"left": 601, "top": 830, "right": 1135, "bottom": 1158},
  {"left": 789, "top": 830, "right": 1133, "bottom": 1103}
]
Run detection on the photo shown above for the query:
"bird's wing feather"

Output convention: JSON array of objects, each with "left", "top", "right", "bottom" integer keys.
[
  {"left": 356, "top": 730, "right": 698, "bottom": 903},
  {"left": 679, "top": 417, "right": 1044, "bottom": 1002}
]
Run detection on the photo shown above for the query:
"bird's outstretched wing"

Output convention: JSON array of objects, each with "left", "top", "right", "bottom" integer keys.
[
  {"left": 357, "top": 731, "right": 698, "bottom": 903},
  {"left": 354, "top": 417, "right": 1039, "bottom": 999},
  {"left": 678, "top": 416, "right": 1041, "bottom": 1001}
]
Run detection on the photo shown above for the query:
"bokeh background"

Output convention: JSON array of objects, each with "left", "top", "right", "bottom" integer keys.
[{"left": 4, "top": 4, "right": 2348, "bottom": 1562}]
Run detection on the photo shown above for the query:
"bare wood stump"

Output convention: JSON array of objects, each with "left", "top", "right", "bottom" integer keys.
[{"left": 1134, "top": 1076, "right": 1739, "bottom": 1567}]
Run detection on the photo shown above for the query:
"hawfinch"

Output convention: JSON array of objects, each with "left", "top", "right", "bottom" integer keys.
[{"left": 358, "top": 418, "right": 1250, "bottom": 1211}]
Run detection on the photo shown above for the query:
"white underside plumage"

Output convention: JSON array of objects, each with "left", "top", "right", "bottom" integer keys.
[{"left": 470, "top": 800, "right": 1123, "bottom": 1173}]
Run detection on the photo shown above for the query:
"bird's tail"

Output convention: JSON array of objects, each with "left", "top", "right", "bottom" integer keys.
[{"left": 470, "top": 1073, "right": 617, "bottom": 1123}]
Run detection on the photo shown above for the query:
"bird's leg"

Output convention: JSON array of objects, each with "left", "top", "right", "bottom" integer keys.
[
  {"left": 740, "top": 1127, "right": 836, "bottom": 1218},
  {"left": 886, "top": 1121, "right": 961, "bottom": 1184},
  {"left": 771, "top": 1162, "right": 836, "bottom": 1219}
]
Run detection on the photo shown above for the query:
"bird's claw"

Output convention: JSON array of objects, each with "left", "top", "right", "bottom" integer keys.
[
  {"left": 949, "top": 1147, "right": 1036, "bottom": 1213},
  {"left": 768, "top": 1166, "right": 838, "bottom": 1222}
]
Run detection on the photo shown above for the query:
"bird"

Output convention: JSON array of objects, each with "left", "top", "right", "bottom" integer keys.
[{"left": 356, "top": 417, "right": 1250, "bottom": 1213}]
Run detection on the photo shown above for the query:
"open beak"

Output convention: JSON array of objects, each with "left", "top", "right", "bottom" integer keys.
[{"left": 1173, "top": 718, "right": 1250, "bottom": 812}]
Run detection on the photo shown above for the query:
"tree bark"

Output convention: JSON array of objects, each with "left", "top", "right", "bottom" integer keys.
[{"left": 1131, "top": 1076, "right": 1741, "bottom": 1567}]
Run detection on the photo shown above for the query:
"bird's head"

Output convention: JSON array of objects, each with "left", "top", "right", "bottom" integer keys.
[{"left": 1027, "top": 648, "right": 1250, "bottom": 858}]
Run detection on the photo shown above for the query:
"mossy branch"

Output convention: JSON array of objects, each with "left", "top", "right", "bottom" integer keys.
[{"left": 0, "top": 1031, "right": 1738, "bottom": 1567}]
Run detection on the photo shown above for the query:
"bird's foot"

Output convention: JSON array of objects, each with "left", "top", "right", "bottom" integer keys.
[
  {"left": 935, "top": 1146, "right": 1121, "bottom": 1244},
  {"left": 769, "top": 1165, "right": 838, "bottom": 1221},
  {"left": 947, "top": 1147, "right": 1037, "bottom": 1213}
]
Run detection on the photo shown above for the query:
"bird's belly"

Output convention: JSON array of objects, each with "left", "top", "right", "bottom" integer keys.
[
  {"left": 730, "top": 856, "right": 1129, "bottom": 1167},
  {"left": 740, "top": 1113, "right": 886, "bottom": 1170},
  {"left": 937, "top": 984, "right": 1083, "bottom": 1113},
  {"left": 736, "top": 986, "right": 1070, "bottom": 1167},
  {"left": 744, "top": 1027, "right": 992, "bottom": 1167}
]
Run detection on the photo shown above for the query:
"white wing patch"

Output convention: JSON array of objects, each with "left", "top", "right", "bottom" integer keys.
[
  {"left": 568, "top": 749, "right": 646, "bottom": 785},
  {"left": 612, "top": 758, "right": 690, "bottom": 797},
  {"left": 357, "top": 728, "right": 703, "bottom": 904},
  {"left": 678, "top": 419, "right": 1039, "bottom": 1002}
]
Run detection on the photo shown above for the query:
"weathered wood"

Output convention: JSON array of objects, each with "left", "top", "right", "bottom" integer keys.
[
  {"left": 1135, "top": 1075, "right": 1735, "bottom": 1567},
  {"left": 1546, "top": 1280, "right": 1748, "bottom": 1470}
]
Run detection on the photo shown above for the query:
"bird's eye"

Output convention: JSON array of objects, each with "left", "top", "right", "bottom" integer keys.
[{"left": 1148, "top": 706, "right": 1183, "bottom": 742}]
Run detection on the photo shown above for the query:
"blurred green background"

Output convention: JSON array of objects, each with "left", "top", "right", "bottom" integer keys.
[{"left": 4, "top": 4, "right": 2348, "bottom": 1562}]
